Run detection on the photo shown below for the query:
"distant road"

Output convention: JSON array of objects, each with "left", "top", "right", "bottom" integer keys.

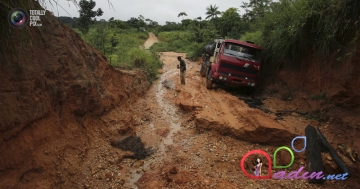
[{"left": 144, "top": 32, "right": 159, "bottom": 49}]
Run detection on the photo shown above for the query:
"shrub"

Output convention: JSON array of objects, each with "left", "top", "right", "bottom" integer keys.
[
  {"left": 258, "top": 0, "right": 360, "bottom": 67},
  {"left": 185, "top": 42, "right": 205, "bottom": 60},
  {"left": 125, "top": 48, "right": 162, "bottom": 81},
  {"left": 240, "top": 30, "right": 263, "bottom": 45}
]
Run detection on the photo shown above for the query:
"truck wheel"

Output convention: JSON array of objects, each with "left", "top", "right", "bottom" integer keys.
[
  {"left": 205, "top": 67, "right": 209, "bottom": 78},
  {"left": 200, "top": 62, "right": 206, "bottom": 77},
  {"left": 206, "top": 69, "right": 212, "bottom": 89},
  {"left": 246, "top": 87, "right": 255, "bottom": 96}
]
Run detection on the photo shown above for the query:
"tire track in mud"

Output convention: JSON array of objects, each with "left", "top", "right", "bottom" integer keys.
[{"left": 129, "top": 54, "right": 185, "bottom": 187}]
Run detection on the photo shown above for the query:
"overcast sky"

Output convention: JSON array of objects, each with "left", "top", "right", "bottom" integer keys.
[{"left": 42, "top": 0, "right": 247, "bottom": 25}]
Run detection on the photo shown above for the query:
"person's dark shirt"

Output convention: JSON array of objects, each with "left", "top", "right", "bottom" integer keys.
[{"left": 179, "top": 59, "right": 186, "bottom": 72}]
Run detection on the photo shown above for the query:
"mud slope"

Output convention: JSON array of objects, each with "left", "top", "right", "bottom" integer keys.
[
  {"left": 0, "top": 2, "right": 149, "bottom": 189},
  {"left": 131, "top": 52, "right": 357, "bottom": 189},
  {"left": 170, "top": 56, "right": 299, "bottom": 145},
  {"left": 264, "top": 42, "right": 360, "bottom": 137}
]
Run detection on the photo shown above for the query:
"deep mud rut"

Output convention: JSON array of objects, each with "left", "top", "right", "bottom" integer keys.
[{"left": 86, "top": 34, "right": 358, "bottom": 189}]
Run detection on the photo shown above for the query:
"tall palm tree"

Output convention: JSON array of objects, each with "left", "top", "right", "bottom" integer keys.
[
  {"left": 178, "top": 12, "right": 188, "bottom": 18},
  {"left": 205, "top": 4, "right": 221, "bottom": 19}
]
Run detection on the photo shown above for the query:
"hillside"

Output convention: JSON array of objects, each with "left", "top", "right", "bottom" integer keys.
[{"left": 0, "top": 2, "right": 150, "bottom": 188}]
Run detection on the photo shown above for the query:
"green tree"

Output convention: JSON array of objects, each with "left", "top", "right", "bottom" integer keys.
[
  {"left": 145, "top": 18, "right": 158, "bottom": 28},
  {"left": 78, "top": 0, "right": 103, "bottom": 34},
  {"left": 178, "top": 12, "right": 188, "bottom": 18},
  {"left": 127, "top": 17, "right": 139, "bottom": 28},
  {"left": 241, "top": 0, "right": 272, "bottom": 22},
  {"left": 149, "top": 20, "right": 159, "bottom": 28},
  {"left": 205, "top": 4, "right": 221, "bottom": 19},
  {"left": 181, "top": 19, "right": 192, "bottom": 28},
  {"left": 137, "top": 15, "right": 147, "bottom": 30},
  {"left": 216, "top": 7, "right": 245, "bottom": 38}
]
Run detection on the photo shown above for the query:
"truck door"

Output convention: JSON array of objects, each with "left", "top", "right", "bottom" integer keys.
[{"left": 214, "top": 42, "right": 222, "bottom": 64}]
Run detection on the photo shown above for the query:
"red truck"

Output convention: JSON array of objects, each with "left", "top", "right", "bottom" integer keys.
[{"left": 200, "top": 39, "right": 262, "bottom": 92}]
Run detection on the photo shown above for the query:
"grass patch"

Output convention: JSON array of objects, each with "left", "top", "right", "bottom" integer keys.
[
  {"left": 74, "top": 25, "right": 162, "bottom": 82},
  {"left": 150, "top": 31, "right": 190, "bottom": 53},
  {"left": 150, "top": 31, "right": 207, "bottom": 59},
  {"left": 114, "top": 48, "right": 163, "bottom": 81}
]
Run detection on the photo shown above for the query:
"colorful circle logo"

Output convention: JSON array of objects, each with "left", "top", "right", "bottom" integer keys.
[{"left": 8, "top": 8, "right": 28, "bottom": 28}]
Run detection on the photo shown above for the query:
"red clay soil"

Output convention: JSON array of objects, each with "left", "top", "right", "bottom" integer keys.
[
  {"left": 0, "top": 1, "right": 360, "bottom": 188},
  {"left": 132, "top": 52, "right": 359, "bottom": 189},
  {"left": 0, "top": 2, "right": 150, "bottom": 188}
]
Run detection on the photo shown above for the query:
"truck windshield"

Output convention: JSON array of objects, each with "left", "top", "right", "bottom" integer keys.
[{"left": 223, "top": 43, "right": 261, "bottom": 62}]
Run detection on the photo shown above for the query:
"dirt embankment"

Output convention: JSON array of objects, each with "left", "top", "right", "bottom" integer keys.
[
  {"left": 263, "top": 44, "right": 360, "bottom": 133},
  {"left": 259, "top": 43, "right": 360, "bottom": 170},
  {"left": 0, "top": 3, "right": 149, "bottom": 189}
]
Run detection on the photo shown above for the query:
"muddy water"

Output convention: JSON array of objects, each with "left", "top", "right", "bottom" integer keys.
[
  {"left": 157, "top": 69, "right": 181, "bottom": 145},
  {"left": 129, "top": 68, "right": 181, "bottom": 187}
]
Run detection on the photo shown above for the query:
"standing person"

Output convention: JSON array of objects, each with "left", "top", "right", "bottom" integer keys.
[
  {"left": 177, "top": 56, "right": 186, "bottom": 85},
  {"left": 254, "top": 157, "right": 262, "bottom": 176}
]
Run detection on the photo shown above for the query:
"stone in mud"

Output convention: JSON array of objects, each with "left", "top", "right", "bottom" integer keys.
[
  {"left": 175, "top": 99, "right": 201, "bottom": 112},
  {"left": 110, "top": 136, "right": 155, "bottom": 160},
  {"left": 134, "top": 160, "right": 145, "bottom": 168},
  {"left": 105, "top": 171, "right": 113, "bottom": 180},
  {"left": 161, "top": 79, "right": 175, "bottom": 89},
  {"left": 169, "top": 166, "right": 178, "bottom": 174}
]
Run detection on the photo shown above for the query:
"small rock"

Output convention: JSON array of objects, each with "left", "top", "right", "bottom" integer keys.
[
  {"left": 134, "top": 160, "right": 145, "bottom": 168},
  {"left": 105, "top": 171, "right": 113, "bottom": 180},
  {"left": 119, "top": 179, "right": 125, "bottom": 185},
  {"left": 84, "top": 184, "right": 90, "bottom": 189},
  {"left": 169, "top": 167, "right": 178, "bottom": 174}
]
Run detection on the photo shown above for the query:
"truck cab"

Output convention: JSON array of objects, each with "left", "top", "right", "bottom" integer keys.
[{"left": 201, "top": 39, "right": 262, "bottom": 90}]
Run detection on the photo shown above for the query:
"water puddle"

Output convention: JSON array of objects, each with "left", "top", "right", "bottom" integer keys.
[
  {"left": 156, "top": 68, "right": 181, "bottom": 146},
  {"left": 129, "top": 68, "right": 182, "bottom": 187}
]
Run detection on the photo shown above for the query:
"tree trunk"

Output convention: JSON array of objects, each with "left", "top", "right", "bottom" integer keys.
[
  {"left": 316, "top": 127, "right": 350, "bottom": 176},
  {"left": 305, "top": 125, "right": 325, "bottom": 183}
]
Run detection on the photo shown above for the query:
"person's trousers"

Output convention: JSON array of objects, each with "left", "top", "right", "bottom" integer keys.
[{"left": 180, "top": 71, "right": 185, "bottom": 84}]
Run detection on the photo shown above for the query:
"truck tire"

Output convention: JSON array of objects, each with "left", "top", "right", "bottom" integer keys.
[
  {"left": 246, "top": 87, "right": 255, "bottom": 96},
  {"left": 200, "top": 62, "right": 206, "bottom": 77},
  {"left": 206, "top": 69, "right": 212, "bottom": 89},
  {"left": 205, "top": 67, "right": 210, "bottom": 78}
]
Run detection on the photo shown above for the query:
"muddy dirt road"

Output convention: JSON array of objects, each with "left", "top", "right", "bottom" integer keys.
[
  {"left": 28, "top": 36, "right": 359, "bottom": 189},
  {"left": 144, "top": 32, "right": 159, "bottom": 49},
  {"left": 97, "top": 34, "right": 358, "bottom": 189},
  {"left": 2, "top": 12, "right": 359, "bottom": 189},
  {"left": 121, "top": 51, "right": 355, "bottom": 189}
]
